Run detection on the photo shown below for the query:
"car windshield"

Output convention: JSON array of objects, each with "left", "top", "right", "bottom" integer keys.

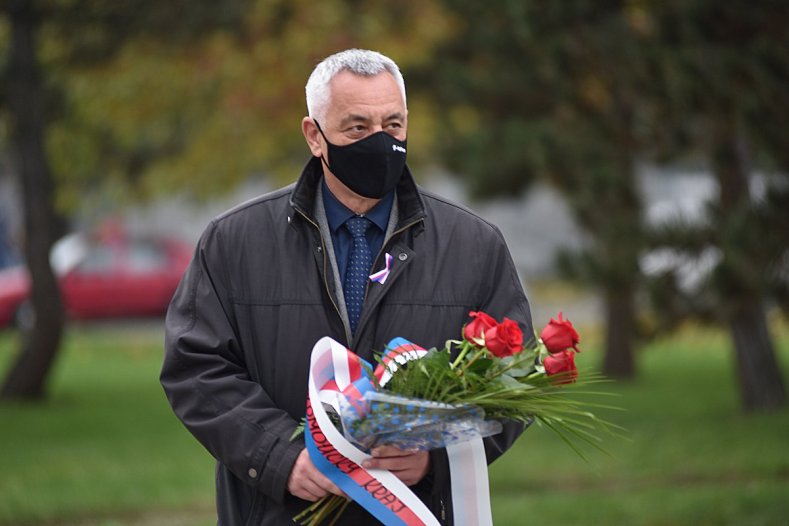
[
  {"left": 76, "top": 245, "right": 116, "bottom": 274},
  {"left": 127, "top": 241, "right": 169, "bottom": 273}
]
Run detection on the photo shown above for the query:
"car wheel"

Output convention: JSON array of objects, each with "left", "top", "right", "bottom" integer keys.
[{"left": 13, "top": 301, "right": 35, "bottom": 332}]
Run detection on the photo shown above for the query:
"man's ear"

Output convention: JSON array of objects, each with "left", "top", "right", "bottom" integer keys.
[{"left": 302, "top": 117, "right": 323, "bottom": 157}]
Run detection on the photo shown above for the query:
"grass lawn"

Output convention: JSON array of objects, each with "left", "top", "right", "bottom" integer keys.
[
  {"left": 0, "top": 322, "right": 215, "bottom": 526},
  {"left": 489, "top": 319, "right": 789, "bottom": 525},
  {"left": 1, "top": 317, "right": 788, "bottom": 525}
]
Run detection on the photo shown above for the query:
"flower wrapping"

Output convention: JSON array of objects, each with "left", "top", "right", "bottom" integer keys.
[
  {"left": 294, "top": 311, "right": 620, "bottom": 526},
  {"left": 339, "top": 390, "right": 503, "bottom": 452}
]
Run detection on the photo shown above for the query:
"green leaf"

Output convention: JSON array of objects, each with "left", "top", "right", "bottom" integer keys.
[
  {"left": 497, "top": 374, "right": 523, "bottom": 389},
  {"left": 467, "top": 357, "right": 494, "bottom": 374},
  {"left": 505, "top": 364, "right": 536, "bottom": 377}
]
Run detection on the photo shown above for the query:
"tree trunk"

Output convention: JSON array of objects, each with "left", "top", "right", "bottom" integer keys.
[
  {"left": 0, "top": 1, "right": 66, "bottom": 400},
  {"left": 729, "top": 297, "right": 786, "bottom": 411},
  {"left": 711, "top": 117, "right": 786, "bottom": 411},
  {"left": 599, "top": 95, "right": 640, "bottom": 379},
  {"left": 602, "top": 287, "right": 636, "bottom": 378}
]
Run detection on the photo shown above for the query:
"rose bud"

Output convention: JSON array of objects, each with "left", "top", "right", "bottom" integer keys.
[
  {"left": 543, "top": 349, "right": 578, "bottom": 384},
  {"left": 540, "top": 312, "right": 580, "bottom": 354},
  {"left": 463, "top": 311, "right": 498, "bottom": 347}
]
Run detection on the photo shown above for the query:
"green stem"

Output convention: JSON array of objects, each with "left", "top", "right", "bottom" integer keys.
[
  {"left": 461, "top": 349, "right": 485, "bottom": 372},
  {"left": 451, "top": 341, "right": 474, "bottom": 369},
  {"left": 327, "top": 499, "right": 351, "bottom": 526}
]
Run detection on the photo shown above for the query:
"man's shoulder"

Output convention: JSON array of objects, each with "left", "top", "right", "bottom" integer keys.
[
  {"left": 213, "top": 184, "right": 295, "bottom": 223},
  {"left": 196, "top": 184, "right": 296, "bottom": 246},
  {"left": 418, "top": 187, "right": 502, "bottom": 234}
]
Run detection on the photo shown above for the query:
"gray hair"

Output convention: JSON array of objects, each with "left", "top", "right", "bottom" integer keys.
[{"left": 305, "top": 49, "right": 407, "bottom": 122}]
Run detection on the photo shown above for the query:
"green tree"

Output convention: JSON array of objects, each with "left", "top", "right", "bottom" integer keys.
[
  {"left": 0, "top": 0, "right": 453, "bottom": 400},
  {"left": 0, "top": 0, "right": 248, "bottom": 399},
  {"left": 52, "top": 0, "right": 453, "bottom": 204},
  {"left": 415, "top": 0, "right": 657, "bottom": 377},
  {"left": 644, "top": 0, "right": 787, "bottom": 410},
  {"left": 1, "top": 0, "right": 67, "bottom": 399}
]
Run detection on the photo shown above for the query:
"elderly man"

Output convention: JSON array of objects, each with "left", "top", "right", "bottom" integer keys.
[{"left": 161, "top": 48, "right": 532, "bottom": 525}]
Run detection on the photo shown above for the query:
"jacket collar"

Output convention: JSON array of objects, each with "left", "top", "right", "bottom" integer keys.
[{"left": 290, "top": 156, "right": 426, "bottom": 230}]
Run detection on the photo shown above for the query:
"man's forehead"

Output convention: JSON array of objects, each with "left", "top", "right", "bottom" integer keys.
[
  {"left": 332, "top": 69, "right": 394, "bottom": 85},
  {"left": 328, "top": 71, "right": 404, "bottom": 107}
]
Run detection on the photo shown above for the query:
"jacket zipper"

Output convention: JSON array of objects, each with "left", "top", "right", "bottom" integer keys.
[{"left": 295, "top": 209, "right": 350, "bottom": 342}]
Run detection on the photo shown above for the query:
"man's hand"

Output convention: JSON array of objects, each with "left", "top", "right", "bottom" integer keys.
[
  {"left": 287, "top": 448, "right": 345, "bottom": 502},
  {"left": 362, "top": 446, "right": 430, "bottom": 486}
]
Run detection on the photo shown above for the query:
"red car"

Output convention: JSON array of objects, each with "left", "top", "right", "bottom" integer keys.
[{"left": 0, "top": 233, "right": 193, "bottom": 329}]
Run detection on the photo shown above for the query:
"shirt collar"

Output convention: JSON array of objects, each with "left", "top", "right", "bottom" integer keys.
[{"left": 321, "top": 178, "right": 394, "bottom": 234}]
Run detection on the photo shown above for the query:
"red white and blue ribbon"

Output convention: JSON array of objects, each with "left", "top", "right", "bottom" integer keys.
[
  {"left": 369, "top": 252, "right": 394, "bottom": 284},
  {"left": 306, "top": 336, "right": 493, "bottom": 526}
]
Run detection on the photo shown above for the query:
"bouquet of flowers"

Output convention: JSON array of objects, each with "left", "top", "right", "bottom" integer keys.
[{"left": 295, "top": 311, "right": 619, "bottom": 525}]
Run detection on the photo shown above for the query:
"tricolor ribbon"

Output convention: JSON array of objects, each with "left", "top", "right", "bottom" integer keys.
[
  {"left": 306, "top": 336, "right": 493, "bottom": 526},
  {"left": 370, "top": 252, "right": 394, "bottom": 284}
]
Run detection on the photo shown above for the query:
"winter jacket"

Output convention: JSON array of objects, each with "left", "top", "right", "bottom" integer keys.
[{"left": 161, "top": 157, "right": 533, "bottom": 525}]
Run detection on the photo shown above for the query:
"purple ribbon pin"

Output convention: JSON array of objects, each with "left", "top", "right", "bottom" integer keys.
[{"left": 369, "top": 253, "right": 393, "bottom": 285}]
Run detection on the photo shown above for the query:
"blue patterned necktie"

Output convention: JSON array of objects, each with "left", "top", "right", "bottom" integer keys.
[{"left": 343, "top": 216, "right": 373, "bottom": 335}]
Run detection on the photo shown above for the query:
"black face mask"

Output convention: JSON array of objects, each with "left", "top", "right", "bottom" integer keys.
[{"left": 314, "top": 120, "right": 407, "bottom": 199}]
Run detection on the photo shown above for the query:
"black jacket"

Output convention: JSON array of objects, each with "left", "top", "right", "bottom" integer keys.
[{"left": 161, "top": 158, "right": 533, "bottom": 525}]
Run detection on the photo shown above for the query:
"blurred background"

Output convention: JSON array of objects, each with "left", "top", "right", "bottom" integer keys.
[{"left": 1, "top": 1, "right": 787, "bottom": 525}]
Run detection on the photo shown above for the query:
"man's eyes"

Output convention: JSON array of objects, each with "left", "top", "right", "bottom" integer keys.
[
  {"left": 344, "top": 122, "right": 403, "bottom": 136},
  {"left": 341, "top": 126, "right": 367, "bottom": 139}
]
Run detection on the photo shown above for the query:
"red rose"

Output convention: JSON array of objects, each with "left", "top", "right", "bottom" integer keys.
[
  {"left": 464, "top": 311, "right": 497, "bottom": 346},
  {"left": 540, "top": 312, "right": 580, "bottom": 354},
  {"left": 543, "top": 349, "right": 577, "bottom": 384},
  {"left": 484, "top": 318, "right": 524, "bottom": 358}
]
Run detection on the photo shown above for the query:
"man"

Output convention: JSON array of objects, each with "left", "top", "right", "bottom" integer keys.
[{"left": 161, "top": 48, "right": 532, "bottom": 525}]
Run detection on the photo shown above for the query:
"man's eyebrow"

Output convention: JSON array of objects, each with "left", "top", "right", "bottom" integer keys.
[
  {"left": 338, "top": 112, "right": 406, "bottom": 127},
  {"left": 339, "top": 114, "right": 371, "bottom": 127}
]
